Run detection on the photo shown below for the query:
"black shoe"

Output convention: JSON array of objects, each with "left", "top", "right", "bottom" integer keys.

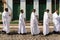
[
  {"left": 53, "top": 31, "right": 59, "bottom": 34},
  {"left": 32, "top": 35, "right": 35, "bottom": 36},
  {"left": 6, "top": 33, "right": 10, "bottom": 35},
  {"left": 1, "top": 30, "right": 5, "bottom": 32},
  {"left": 18, "top": 33, "right": 21, "bottom": 34},
  {"left": 21, "top": 33, "right": 26, "bottom": 35},
  {"left": 53, "top": 31, "right": 56, "bottom": 33},
  {"left": 32, "top": 34, "right": 36, "bottom": 36},
  {"left": 1, "top": 30, "right": 6, "bottom": 34}
]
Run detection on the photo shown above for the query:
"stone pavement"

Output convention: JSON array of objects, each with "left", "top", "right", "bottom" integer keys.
[{"left": 0, "top": 28, "right": 60, "bottom": 40}]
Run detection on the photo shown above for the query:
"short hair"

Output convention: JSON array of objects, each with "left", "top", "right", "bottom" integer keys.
[
  {"left": 20, "top": 9, "right": 23, "bottom": 12},
  {"left": 46, "top": 9, "right": 49, "bottom": 12},
  {"left": 20, "top": 9, "right": 23, "bottom": 13},
  {"left": 33, "top": 9, "right": 36, "bottom": 12},
  {"left": 5, "top": 8, "right": 8, "bottom": 12},
  {"left": 55, "top": 10, "right": 58, "bottom": 12}
]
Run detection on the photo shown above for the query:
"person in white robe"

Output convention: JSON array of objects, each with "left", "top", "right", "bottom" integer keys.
[
  {"left": 53, "top": 10, "right": 59, "bottom": 32},
  {"left": 30, "top": 9, "right": 40, "bottom": 36},
  {"left": 43, "top": 9, "right": 50, "bottom": 35},
  {"left": 2, "top": 8, "right": 11, "bottom": 34},
  {"left": 18, "top": 9, "right": 27, "bottom": 34},
  {"left": 56, "top": 16, "right": 60, "bottom": 32}
]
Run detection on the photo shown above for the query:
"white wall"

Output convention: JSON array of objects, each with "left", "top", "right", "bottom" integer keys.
[
  {"left": 59, "top": 0, "right": 60, "bottom": 16},
  {"left": 34, "top": 0, "right": 39, "bottom": 16},
  {"left": 20, "top": 0, "right": 26, "bottom": 18},
  {"left": 46, "top": 0, "right": 52, "bottom": 14},
  {"left": 46, "top": 0, "right": 52, "bottom": 23},
  {"left": 6, "top": 0, "right": 13, "bottom": 20},
  {"left": 3, "top": 0, "right": 7, "bottom": 10},
  {"left": 7, "top": 0, "right": 13, "bottom": 13}
]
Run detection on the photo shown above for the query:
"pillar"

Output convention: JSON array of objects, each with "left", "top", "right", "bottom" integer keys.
[
  {"left": 46, "top": 0, "right": 52, "bottom": 23},
  {"left": 34, "top": 0, "right": 39, "bottom": 16},
  {"left": 46, "top": 0, "right": 52, "bottom": 14},
  {"left": 2, "top": 0, "right": 7, "bottom": 11},
  {"left": 20, "top": 0, "right": 26, "bottom": 18},
  {"left": 7, "top": 0, "right": 13, "bottom": 13},
  {"left": 59, "top": 0, "right": 60, "bottom": 16}
]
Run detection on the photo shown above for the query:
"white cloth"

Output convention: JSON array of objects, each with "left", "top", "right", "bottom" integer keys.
[
  {"left": 30, "top": 12, "right": 40, "bottom": 35},
  {"left": 43, "top": 12, "right": 49, "bottom": 35},
  {"left": 56, "top": 16, "right": 60, "bottom": 32},
  {"left": 2, "top": 11, "right": 10, "bottom": 33},
  {"left": 18, "top": 13, "right": 26, "bottom": 34},
  {"left": 53, "top": 12, "right": 59, "bottom": 32}
]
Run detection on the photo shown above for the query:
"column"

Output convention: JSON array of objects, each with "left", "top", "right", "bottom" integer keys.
[
  {"left": 34, "top": 0, "right": 39, "bottom": 16},
  {"left": 6, "top": 0, "right": 13, "bottom": 20},
  {"left": 46, "top": 0, "right": 52, "bottom": 14},
  {"left": 46, "top": 0, "right": 52, "bottom": 23},
  {"left": 59, "top": 0, "right": 60, "bottom": 15},
  {"left": 3, "top": 3, "right": 6, "bottom": 11},
  {"left": 2, "top": 0, "right": 7, "bottom": 11},
  {"left": 55, "top": 0, "right": 56, "bottom": 10},
  {"left": 6, "top": 0, "right": 13, "bottom": 13},
  {"left": 20, "top": 0, "right": 26, "bottom": 18}
]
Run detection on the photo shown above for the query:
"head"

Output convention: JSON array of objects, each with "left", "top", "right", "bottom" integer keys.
[
  {"left": 5, "top": 8, "right": 8, "bottom": 12},
  {"left": 32, "top": 9, "right": 36, "bottom": 13},
  {"left": 55, "top": 10, "right": 58, "bottom": 13},
  {"left": 46, "top": 9, "right": 49, "bottom": 13},
  {"left": 20, "top": 9, "right": 24, "bottom": 13}
]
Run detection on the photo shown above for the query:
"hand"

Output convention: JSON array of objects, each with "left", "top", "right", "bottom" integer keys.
[{"left": 9, "top": 14, "right": 11, "bottom": 16}]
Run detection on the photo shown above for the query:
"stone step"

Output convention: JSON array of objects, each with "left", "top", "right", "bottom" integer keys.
[{"left": 0, "top": 20, "right": 54, "bottom": 26}]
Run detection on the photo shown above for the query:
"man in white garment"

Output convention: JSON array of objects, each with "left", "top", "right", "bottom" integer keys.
[
  {"left": 43, "top": 9, "right": 50, "bottom": 36},
  {"left": 30, "top": 9, "right": 40, "bottom": 36},
  {"left": 2, "top": 8, "right": 11, "bottom": 34},
  {"left": 18, "top": 9, "right": 26, "bottom": 34},
  {"left": 53, "top": 10, "right": 59, "bottom": 33}
]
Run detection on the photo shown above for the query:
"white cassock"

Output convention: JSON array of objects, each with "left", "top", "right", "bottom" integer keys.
[
  {"left": 53, "top": 12, "right": 59, "bottom": 32},
  {"left": 56, "top": 16, "right": 60, "bottom": 32},
  {"left": 2, "top": 11, "right": 10, "bottom": 33},
  {"left": 18, "top": 13, "right": 26, "bottom": 34},
  {"left": 43, "top": 12, "right": 49, "bottom": 35},
  {"left": 30, "top": 12, "right": 40, "bottom": 35}
]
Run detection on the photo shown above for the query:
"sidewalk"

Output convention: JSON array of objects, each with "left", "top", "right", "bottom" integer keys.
[{"left": 0, "top": 28, "right": 60, "bottom": 40}]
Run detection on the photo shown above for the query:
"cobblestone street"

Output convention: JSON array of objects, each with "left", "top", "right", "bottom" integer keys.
[{"left": 0, "top": 28, "right": 60, "bottom": 40}]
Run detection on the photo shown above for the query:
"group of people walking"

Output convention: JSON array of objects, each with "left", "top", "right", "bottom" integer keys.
[{"left": 2, "top": 8, "right": 60, "bottom": 36}]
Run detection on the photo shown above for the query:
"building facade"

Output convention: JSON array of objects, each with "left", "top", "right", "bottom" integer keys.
[{"left": 0, "top": 0, "right": 60, "bottom": 21}]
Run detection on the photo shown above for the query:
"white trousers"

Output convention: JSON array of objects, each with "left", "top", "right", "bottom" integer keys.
[
  {"left": 43, "top": 23, "right": 49, "bottom": 35},
  {"left": 18, "top": 22, "right": 26, "bottom": 34},
  {"left": 2, "top": 20, "right": 10, "bottom": 33}
]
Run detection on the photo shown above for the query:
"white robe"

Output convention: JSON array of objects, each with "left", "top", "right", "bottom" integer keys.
[
  {"left": 18, "top": 13, "right": 26, "bottom": 34},
  {"left": 30, "top": 12, "right": 40, "bottom": 35},
  {"left": 43, "top": 12, "right": 49, "bottom": 35},
  {"left": 56, "top": 16, "right": 60, "bottom": 32},
  {"left": 53, "top": 12, "right": 59, "bottom": 32},
  {"left": 2, "top": 11, "right": 10, "bottom": 33}
]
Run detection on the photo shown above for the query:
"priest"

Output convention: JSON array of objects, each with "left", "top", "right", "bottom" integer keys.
[
  {"left": 30, "top": 9, "right": 40, "bottom": 36},
  {"left": 43, "top": 9, "right": 50, "bottom": 35}
]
